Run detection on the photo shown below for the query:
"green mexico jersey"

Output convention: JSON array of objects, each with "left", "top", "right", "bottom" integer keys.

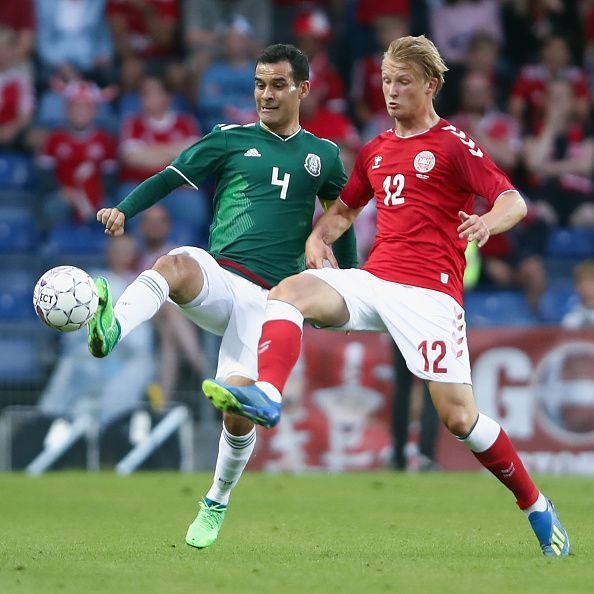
[{"left": 169, "top": 121, "right": 349, "bottom": 287}]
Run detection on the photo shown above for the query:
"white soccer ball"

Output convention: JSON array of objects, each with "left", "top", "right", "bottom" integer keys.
[{"left": 33, "top": 266, "right": 99, "bottom": 332}]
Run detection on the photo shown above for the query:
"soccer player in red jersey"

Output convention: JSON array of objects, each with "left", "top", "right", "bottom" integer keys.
[{"left": 203, "top": 35, "right": 571, "bottom": 557}]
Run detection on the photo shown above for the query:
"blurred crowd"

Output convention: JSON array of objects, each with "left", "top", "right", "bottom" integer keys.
[{"left": 2, "top": 0, "right": 594, "bottom": 409}]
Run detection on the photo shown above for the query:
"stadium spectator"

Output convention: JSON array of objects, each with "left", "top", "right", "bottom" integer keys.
[
  {"left": 35, "top": 0, "right": 114, "bottom": 86},
  {"left": 502, "top": 0, "right": 582, "bottom": 68},
  {"left": 509, "top": 35, "right": 589, "bottom": 133},
  {"left": 136, "top": 206, "right": 209, "bottom": 403},
  {"left": 562, "top": 260, "right": 594, "bottom": 329},
  {"left": 292, "top": 8, "right": 346, "bottom": 113},
  {"left": 183, "top": 0, "right": 270, "bottom": 82},
  {"left": 523, "top": 78, "right": 594, "bottom": 228},
  {"left": 119, "top": 75, "right": 207, "bottom": 238},
  {"left": 429, "top": 0, "right": 502, "bottom": 68},
  {"left": 37, "top": 81, "right": 117, "bottom": 226},
  {"left": 0, "top": 0, "right": 35, "bottom": 65},
  {"left": 197, "top": 17, "right": 258, "bottom": 131},
  {"left": 351, "top": 12, "right": 409, "bottom": 140},
  {"left": 38, "top": 235, "right": 154, "bottom": 438},
  {"left": 0, "top": 26, "right": 34, "bottom": 150},
  {"left": 107, "top": 0, "right": 179, "bottom": 63}
]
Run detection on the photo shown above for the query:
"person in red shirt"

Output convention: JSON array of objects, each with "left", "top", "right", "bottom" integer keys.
[
  {"left": 0, "top": 26, "right": 34, "bottom": 149},
  {"left": 509, "top": 35, "right": 589, "bottom": 133},
  {"left": 107, "top": 0, "right": 178, "bottom": 60},
  {"left": 38, "top": 81, "right": 116, "bottom": 225},
  {"left": 0, "top": 1, "right": 35, "bottom": 64},
  {"left": 292, "top": 9, "right": 346, "bottom": 113},
  {"left": 118, "top": 75, "right": 208, "bottom": 238},
  {"left": 204, "top": 35, "right": 570, "bottom": 558}
]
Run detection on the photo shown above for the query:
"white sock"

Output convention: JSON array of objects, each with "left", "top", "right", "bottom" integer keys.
[
  {"left": 522, "top": 492, "right": 547, "bottom": 516},
  {"left": 206, "top": 425, "right": 257, "bottom": 506},
  {"left": 114, "top": 270, "right": 169, "bottom": 340},
  {"left": 457, "top": 413, "right": 501, "bottom": 452}
]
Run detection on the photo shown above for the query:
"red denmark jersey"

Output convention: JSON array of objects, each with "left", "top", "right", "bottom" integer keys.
[
  {"left": 119, "top": 112, "right": 199, "bottom": 182},
  {"left": 0, "top": 68, "right": 33, "bottom": 125},
  {"left": 40, "top": 128, "right": 117, "bottom": 209},
  {"left": 340, "top": 118, "right": 514, "bottom": 305}
]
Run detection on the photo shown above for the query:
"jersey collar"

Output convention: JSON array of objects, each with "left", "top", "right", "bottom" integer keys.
[{"left": 258, "top": 120, "right": 302, "bottom": 141}]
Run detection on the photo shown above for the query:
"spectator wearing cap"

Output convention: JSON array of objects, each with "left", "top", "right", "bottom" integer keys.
[
  {"left": 119, "top": 76, "right": 208, "bottom": 240},
  {"left": 37, "top": 81, "right": 117, "bottom": 226},
  {"left": 0, "top": 26, "right": 34, "bottom": 149},
  {"left": 293, "top": 9, "right": 346, "bottom": 113},
  {"left": 0, "top": 0, "right": 35, "bottom": 66},
  {"left": 197, "top": 17, "right": 258, "bottom": 132},
  {"left": 35, "top": 0, "right": 113, "bottom": 86}
]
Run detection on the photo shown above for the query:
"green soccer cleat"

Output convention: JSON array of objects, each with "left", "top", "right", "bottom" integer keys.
[
  {"left": 87, "top": 276, "right": 121, "bottom": 358},
  {"left": 185, "top": 499, "right": 226, "bottom": 549}
]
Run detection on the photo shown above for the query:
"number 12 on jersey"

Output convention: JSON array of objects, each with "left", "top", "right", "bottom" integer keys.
[
  {"left": 383, "top": 174, "right": 405, "bottom": 206},
  {"left": 272, "top": 167, "right": 291, "bottom": 200}
]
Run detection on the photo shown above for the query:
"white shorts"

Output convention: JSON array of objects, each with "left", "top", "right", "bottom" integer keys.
[
  {"left": 303, "top": 268, "right": 472, "bottom": 384},
  {"left": 167, "top": 246, "right": 268, "bottom": 381}
]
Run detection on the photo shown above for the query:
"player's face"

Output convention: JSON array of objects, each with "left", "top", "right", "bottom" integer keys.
[
  {"left": 254, "top": 61, "right": 309, "bottom": 131},
  {"left": 381, "top": 59, "right": 435, "bottom": 122}
]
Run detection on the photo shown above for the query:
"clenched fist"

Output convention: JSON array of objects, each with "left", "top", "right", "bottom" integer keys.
[{"left": 97, "top": 208, "right": 126, "bottom": 237}]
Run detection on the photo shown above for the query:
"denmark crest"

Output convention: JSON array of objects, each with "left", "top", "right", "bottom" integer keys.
[
  {"left": 304, "top": 153, "right": 322, "bottom": 177},
  {"left": 414, "top": 150, "right": 436, "bottom": 173}
]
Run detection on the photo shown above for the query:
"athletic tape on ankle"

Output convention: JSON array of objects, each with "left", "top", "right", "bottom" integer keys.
[{"left": 264, "top": 299, "right": 304, "bottom": 328}]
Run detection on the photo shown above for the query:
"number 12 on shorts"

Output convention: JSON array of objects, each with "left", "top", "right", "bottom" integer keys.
[{"left": 418, "top": 340, "right": 447, "bottom": 373}]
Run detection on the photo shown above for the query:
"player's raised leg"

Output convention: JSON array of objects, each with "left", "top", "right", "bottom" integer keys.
[
  {"left": 186, "top": 403, "right": 256, "bottom": 548},
  {"left": 88, "top": 253, "right": 204, "bottom": 357},
  {"left": 429, "top": 381, "right": 570, "bottom": 556},
  {"left": 202, "top": 274, "right": 350, "bottom": 427}
]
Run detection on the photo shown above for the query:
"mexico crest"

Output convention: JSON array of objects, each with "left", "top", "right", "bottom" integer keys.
[{"left": 304, "top": 153, "right": 322, "bottom": 177}]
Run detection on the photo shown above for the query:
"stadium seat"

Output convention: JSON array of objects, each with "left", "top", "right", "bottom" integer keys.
[
  {"left": 538, "top": 284, "right": 579, "bottom": 324},
  {"left": 0, "top": 323, "right": 47, "bottom": 383},
  {"left": 464, "top": 290, "right": 538, "bottom": 327},
  {"left": 45, "top": 223, "right": 108, "bottom": 255},
  {"left": 0, "top": 205, "right": 38, "bottom": 253},
  {"left": 0, "top": 268, "right": 35, "bottom": 320},
  {"left": 546, "top": 227, "right": 594, "bottom": 259},
  {"left": 0, "top": 151, "right": 35, "bottom": 190}
]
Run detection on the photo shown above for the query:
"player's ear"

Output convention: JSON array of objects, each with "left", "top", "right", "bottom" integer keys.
[
  {"left": 426, "top": 77, "right": 438, "bottom": 95},
  {"left": 298, "top": 80, "right": 310, "bottom": 100}
]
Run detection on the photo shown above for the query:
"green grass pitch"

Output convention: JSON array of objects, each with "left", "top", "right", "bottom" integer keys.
[{"left": 1, "top": 472, "right": 593, "bottom": 594}]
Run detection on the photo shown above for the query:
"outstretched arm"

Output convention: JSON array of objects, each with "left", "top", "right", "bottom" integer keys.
[
  {"left": 457, "top": 190, "right": 527, "bottom": 248},
  {"left": 97, "top": 167, "right": 186, "bottom": 236},
  {"left": 307, "top": 198, "right": 361, "bottom": 269}
]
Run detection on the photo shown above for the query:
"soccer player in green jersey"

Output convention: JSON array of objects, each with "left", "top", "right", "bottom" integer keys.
[{"left": 88, "top": 44, "right": 357, "bottom": 549}]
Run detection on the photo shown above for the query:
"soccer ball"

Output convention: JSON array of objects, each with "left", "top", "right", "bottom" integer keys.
[{"left": 33, "top": 266, "right": 99, "bottom": 332}]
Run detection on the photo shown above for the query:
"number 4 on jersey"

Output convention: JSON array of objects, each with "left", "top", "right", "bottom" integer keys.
[{"left": 272, "top": 167, "right": 291, "bottom": 200}]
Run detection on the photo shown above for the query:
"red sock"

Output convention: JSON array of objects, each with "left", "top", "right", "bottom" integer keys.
[
  {"left": 473, "top": 428, "right": 539, "bottom": 509},
  {"left": 258, "top": 319, "right": 302, "bottom": 393}
]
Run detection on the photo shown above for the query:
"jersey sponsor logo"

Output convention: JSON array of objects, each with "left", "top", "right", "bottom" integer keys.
[
  {"left": 244, "top": 148, "right": 262, "bottom": 157},
  {"left": 414, "top": 150, "right": 436, "bottom": 173},
  {"left": 304, "top": 153, "right": 322, "bottom": 177},
  {"left": 372, "top": 155, "right": 382, "bottom": 169}
]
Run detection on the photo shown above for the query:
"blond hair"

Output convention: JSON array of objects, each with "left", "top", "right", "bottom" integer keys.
[
  {"left": 383, "top": 35, "right": 448, "bottom": 93},
  {"left": 574, "top": 260, "right": 594, "bottom": 282}
]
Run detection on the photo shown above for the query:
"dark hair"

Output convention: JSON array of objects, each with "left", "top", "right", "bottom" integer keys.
[{"left": 256, "top": 44, "right": 309, "bottom": 83}]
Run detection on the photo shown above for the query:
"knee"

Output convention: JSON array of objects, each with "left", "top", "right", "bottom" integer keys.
[
  {"left": 441, "top": 406, "right": 476, "bottom": 437},
  {"left": 153, "top": 254, "right": 200, "bottom": 303},
  {"left": 269, "top": 277, "right": 305, "bottom": 310}
]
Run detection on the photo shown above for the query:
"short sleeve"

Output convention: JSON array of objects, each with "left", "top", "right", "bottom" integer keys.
[
  {"left": 317, "top": 150, "right": 347, "bottom": 200},
  {"left": 340, "top": 149, "right": 374, "bottom": 209},
  {"left": 451, "top": 136, "right": 515, "bottom": 206},
  {"left": 168, "top": 124, "right": 227, "bottom": 188}
]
